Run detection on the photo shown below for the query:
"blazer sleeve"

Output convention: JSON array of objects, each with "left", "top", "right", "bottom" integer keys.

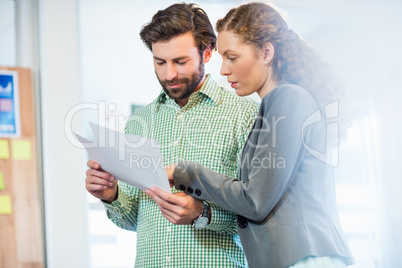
[
  {"left": 203, "top": 100, "right": 258, "bottom": 233},
  {"left": 174, "top": 85, "right": 320, "bottom": 222}
]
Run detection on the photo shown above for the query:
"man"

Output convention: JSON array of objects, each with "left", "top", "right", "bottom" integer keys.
[{"left": 85, "top": 3, "right": 258, "bottom": 267}]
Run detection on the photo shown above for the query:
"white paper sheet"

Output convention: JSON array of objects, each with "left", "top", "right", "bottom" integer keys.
[{"left": 74, "top": 124, "right": 170, "bottom": 192}]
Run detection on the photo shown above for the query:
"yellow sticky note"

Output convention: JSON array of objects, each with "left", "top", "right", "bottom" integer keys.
[
  {"left": 0, "top": 139, "right": 10, "bottom": 159},
  {"left": 0, "top": 195, "right": 12, "bottom": 214},
  {"left": 12, "top": 140, "right": 32, "bottom": 160},
  {"left": 0, "top": 172, "right": 4, "bottom": 190}
]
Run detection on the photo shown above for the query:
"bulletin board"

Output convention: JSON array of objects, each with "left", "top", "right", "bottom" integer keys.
[{"left": 0, "top": 67, "right": 44, "bottom": 268}]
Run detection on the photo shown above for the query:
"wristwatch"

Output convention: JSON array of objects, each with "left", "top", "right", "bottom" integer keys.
[{"left": 192, "top": 200, "right": 210, "bottom": 229}]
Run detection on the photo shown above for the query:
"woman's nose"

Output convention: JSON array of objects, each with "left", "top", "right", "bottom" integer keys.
[{"left": 220, "top": 63, "right": 231, "bottom": 76}]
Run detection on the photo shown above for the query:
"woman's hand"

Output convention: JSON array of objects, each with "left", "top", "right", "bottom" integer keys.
[{"left": 165, "top": 163, "right": 177, "bottom": 188}]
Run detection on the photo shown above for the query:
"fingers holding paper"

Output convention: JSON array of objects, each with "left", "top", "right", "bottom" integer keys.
[
  {"left": 85, "top": 160, "right": 118, "bottom": 203},
  {"left": 146, "top": 187, "right": 203, "bottom": 225}
]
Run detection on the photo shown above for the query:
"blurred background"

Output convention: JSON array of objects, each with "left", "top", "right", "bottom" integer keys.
[{"left": 0, "top": 0, "right": 401, "bottom": 267}]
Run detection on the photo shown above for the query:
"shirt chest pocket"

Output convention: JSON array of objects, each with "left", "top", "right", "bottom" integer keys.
[
  {"left": 183, "top": 126, "right": 238, "bottom": 168},
  {"left": 186, "top": 127, "right": 232, "bottom": 147}
]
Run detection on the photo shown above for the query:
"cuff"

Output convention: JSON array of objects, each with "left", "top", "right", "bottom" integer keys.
[{"left": 102, "top": 187, "right": 130, "bottom": 218}]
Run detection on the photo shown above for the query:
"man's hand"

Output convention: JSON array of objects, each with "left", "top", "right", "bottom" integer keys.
[
  {"left": 145, "top": 187, "right": 203, "bottom": 225},
  {"left": 85, "top": 160, "right": 118, "bottom": 203},
  {"left": 165, "top": 163, "right": 177, "bottom": 188}
]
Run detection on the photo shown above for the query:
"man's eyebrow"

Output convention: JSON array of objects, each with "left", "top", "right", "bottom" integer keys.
[
  {"left": 153, "top": 56, "right": 189, "bottom": 61},
  {"left": 153, "top": 56, "right": 165, "bottom": 61},
  {"left": 174, "top": 56, "right": 190, "bottom": 61}
]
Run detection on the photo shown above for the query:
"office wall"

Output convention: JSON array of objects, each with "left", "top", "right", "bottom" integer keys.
[
  {"left": 0, "top": 1, "right": 16, "bottom": 66},
  {"left": 39, "top": 0, "right": 89, "bottom": 267}
]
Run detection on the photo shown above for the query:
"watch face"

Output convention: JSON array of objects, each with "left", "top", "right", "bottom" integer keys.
[{"left": 194, "top": 217, "right": 209, "bottom": 229}]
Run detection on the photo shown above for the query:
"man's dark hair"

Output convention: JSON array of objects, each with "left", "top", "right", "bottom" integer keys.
[{"left": 139, "top": 3, "right": 216, "bottom": 54}]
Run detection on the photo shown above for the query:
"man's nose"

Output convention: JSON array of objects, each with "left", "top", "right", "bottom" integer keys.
[{"left": 166, "top": 63, "right": 178, "bottom": 81}]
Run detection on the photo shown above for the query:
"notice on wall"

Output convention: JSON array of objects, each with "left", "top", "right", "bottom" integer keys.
[
  {"left": 0, "top": 172, "right": 4, "bottom": 190},
  {"left": 0, "top": 70, "right": 21, "bottom": 138},
  {"left": 0, "top": 139, "right": 10, "bottom": 159},
  {"left": 0, "top": 195, "right": 12, "bottom": 214},
  {"left": 12, "top": 140, "right": 32, "bottom": 160}
]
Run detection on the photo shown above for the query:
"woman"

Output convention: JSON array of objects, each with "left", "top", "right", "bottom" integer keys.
[{"left": 147, "top": 3, "right": 354, "bottom": 267}]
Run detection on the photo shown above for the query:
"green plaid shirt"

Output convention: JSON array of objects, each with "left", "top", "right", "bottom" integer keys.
[{"left": 104, "top": 74, "right": 258, "bottom": 267}]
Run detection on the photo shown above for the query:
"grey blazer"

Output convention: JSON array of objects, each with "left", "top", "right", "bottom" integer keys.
[{"left": 174, "top": 83, "right": 355, "bottom": 268}]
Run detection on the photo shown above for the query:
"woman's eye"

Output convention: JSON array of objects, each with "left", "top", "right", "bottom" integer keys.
[{"left": 156, "top": 62, "right": 165, "bottom": 65}]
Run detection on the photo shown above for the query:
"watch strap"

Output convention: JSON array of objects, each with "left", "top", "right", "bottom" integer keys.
[{"left": 192, "top": 200, "right": 210, "bottom": 229}]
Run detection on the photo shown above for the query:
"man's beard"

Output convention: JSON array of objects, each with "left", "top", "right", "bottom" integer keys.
[{"left": 157, "top": 60, "right": 205, "bottom": 101}]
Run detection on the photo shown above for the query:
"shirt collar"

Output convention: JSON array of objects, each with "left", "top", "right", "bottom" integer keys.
[{"left": 156, "top": 74, "right": 221, "bottom": 106}]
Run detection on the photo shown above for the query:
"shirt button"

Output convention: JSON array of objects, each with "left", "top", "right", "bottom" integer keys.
[
  {"left": 177, "top": 114, "right": 182, "bottom": 120},
  {"left": 166, "top": 257, "right": 171, "bottom": 262},
  {"left": 237, "top": 215, "right": 248, "bottom": 229},
  {"left": 173, "top": 140, "right": 179, "bottom": 146},
  {"left": 167, "top": 226, "right": 171, "bottom": 232}
]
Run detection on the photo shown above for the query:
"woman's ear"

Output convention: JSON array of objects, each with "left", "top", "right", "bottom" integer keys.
[
  {"left": 203, "top": 45, "right": 213, "bottom": 64},
  {"left": 262, "top": 42, "right": 275, "bottom": 65}
]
